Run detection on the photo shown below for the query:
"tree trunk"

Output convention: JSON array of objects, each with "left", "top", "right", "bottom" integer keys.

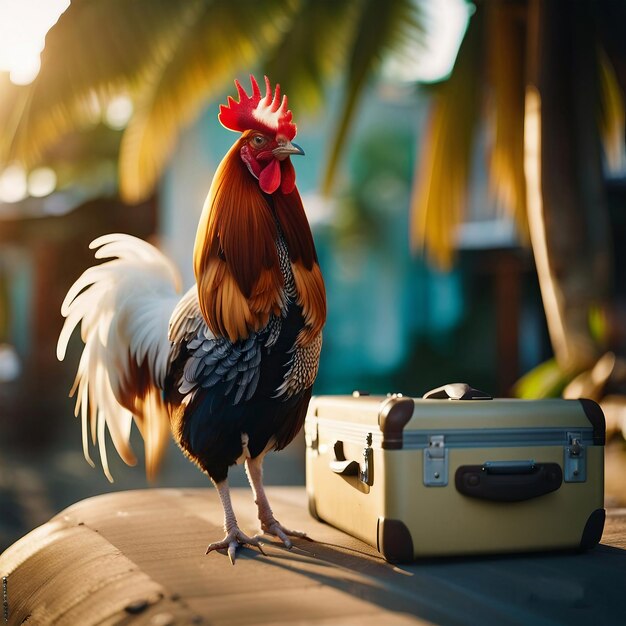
[{"left": 524, "top": 0, "right": 612, "bottom": 373}]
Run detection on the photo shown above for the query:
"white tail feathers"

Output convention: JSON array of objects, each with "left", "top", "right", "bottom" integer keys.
[{"left": 57, "top": 234, "right": 182, "bottom": 481}]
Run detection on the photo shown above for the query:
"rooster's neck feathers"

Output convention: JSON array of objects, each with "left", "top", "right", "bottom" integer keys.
[{"left": 193, "top": 136, "right": 325, "bottom": 344}]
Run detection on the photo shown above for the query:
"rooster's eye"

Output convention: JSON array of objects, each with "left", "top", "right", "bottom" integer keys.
[{"left": 251, "top": 135, "right": 267, "bottom": 147}]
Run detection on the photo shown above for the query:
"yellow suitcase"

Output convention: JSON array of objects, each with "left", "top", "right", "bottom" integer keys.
[{"left": 305, "top": 383, "right": 605, "bottom": 562}]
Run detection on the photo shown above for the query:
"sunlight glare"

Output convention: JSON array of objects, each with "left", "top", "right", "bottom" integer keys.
[
  {"left": 104, "top": 95, "right": 134, "bottom": 130},
  {"left": 384, "top": 0, "right": 471, "bottom": 83},
  {"left": 0, "top": 0, "right": 70, "bottom": 85},
  {"left": 0, "top": 164, "right": 27, "bottom": 203},
  {"left": 28, "top": 167, "right": 57, "bottom": 197}
]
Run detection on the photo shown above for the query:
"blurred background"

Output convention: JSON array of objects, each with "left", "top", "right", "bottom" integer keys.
[{"left": 1, "top": 0, "right": 626, "bottom": 551}]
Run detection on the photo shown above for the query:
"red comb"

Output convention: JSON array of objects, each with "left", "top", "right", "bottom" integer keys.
[{"left": 219, "top": 75, "right": 296, "bottom": 140}]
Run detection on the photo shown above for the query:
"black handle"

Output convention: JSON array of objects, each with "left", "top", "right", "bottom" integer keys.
[
  {"left": 329, "top": 441, "right": 360, "bottom": 475},
  {"left": 455, "top": 462, "right": 563, "bottom": 502},
  {"left": 423, "top": 383, "right": 493, "bottom": 401}
]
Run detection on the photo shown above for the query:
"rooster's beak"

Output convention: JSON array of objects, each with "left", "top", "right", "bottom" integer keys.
[{"left": 273, "top": 141, "right": 305, "bottom": 160}]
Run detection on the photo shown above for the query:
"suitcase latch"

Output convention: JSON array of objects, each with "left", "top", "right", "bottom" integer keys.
[
  {"left": 564, "top": 431, "right": 586, "bottom": 482},
  {"left": 424, "top": 435, "right": 448, "bottom": 486},
  {"left": 329, "top": 435, "right": 374, "bottom": 487},
  {"left": 360, "top": 433, "right": 374, "bottom": 486}
]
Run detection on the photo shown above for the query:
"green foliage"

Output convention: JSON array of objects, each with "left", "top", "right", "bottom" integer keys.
[
  {"left": 0, "top": 0, "right": 186, "bottom": 168},
  {"left": 264, "top": 0, "right": 357, "bottom": 113},
  {"left": 333, "top": 127, "right": 414, "bottom": 249},
  {"left": 321, "top": 0, "right": 425, "bottom": 194},
  {"left": 588, "top": 304, "right": 609, "bottom": 348},
  {"left": 0, "top": 0, "right": 426, "bottom": 204},
  {"left": 513, "top": 358, "right": 574, "bottom": 399}
]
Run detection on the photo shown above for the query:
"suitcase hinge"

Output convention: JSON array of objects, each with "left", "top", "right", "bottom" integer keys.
[
  {"left": 564, "top": 431, "right": 586, "bottom": 482},
  {"left": 424, "top": 435, "right": 448, "bottom": 487}
]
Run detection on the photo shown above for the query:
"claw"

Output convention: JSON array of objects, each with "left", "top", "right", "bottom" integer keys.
[
  {"left": 263, "top": 521, "right": 309, "bottom": 549},
  {"left": 273, "top": 525, "right": 292, "bottom": 549},
  {"left": 205, "top": 527, "right": 266, "bottom": 564}
]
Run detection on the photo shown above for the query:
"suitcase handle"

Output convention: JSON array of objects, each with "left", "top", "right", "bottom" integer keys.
[
  {"left": 328, "top": 441, "right": 372, "bottom": 485},
  {"left": 329, "top": 459, "right": 360, "bottom": 476},
  {"left": 423, "top": 383, "right": 492, "bottom": 400},
  {"left": 455, "top": 462, "right": 563, "bottom": 502},
  {"left": 329, "top": 441, "right": 360, "bottom": 475}
]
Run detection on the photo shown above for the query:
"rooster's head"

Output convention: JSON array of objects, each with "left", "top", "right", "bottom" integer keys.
[{"left": 218, "top": 75, "right": 304, "bottom": 195}]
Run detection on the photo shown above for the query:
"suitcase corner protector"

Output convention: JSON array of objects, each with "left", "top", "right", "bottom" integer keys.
[
  {"left": 578, "top": 398, "right": 606, "bottom": 445},
  {"left": 379, "top": 396, "right": 415, "bottom": 449},
  {"left": 579, "top": 508, "right": 606, "bottom": 550},
  {"left": 377, "top": 517, "right": 414, "bottom": 563}
]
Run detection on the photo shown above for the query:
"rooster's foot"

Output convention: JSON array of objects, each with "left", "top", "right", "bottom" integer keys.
[
  {"left": 261, "top": 519, "right": 310, "bottom": 549},
  {"left": 205, "top": 527, "right": 266, "bottom": 565}
]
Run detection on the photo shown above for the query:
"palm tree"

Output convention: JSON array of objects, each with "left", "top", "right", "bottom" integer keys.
[
  {"left": 2, "top": 0, "right": 625, "bottom": 401},
  {"left": 0, "top": 0, "right": 424, "bottom": 202},
  {"left": 411, "top": 0, "right": 626, "bottom": 399}
]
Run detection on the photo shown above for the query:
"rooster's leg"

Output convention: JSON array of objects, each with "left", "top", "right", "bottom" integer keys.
[
  {"left": 206, "top": 479, "right": 266, "bottom": 564},
  {"left": 245, "top": 454, "right": 309, "bottom": 548}
]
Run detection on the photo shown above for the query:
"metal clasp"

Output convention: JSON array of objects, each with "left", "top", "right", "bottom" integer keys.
[
  {"left": 424, "top": 435, "right": 448, "bottom": 486},
  {"left": 360, "top": 433, "right": 374, "bottom": 486},
  {"left": 564, "top": 431, "right": 586, "bottom": 482}
]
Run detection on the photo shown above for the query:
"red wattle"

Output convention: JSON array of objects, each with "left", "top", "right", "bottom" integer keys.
[
  {"left": 259, "top": 159, "right": 281, "bottom": 194},
  {"left": 280, "top": 158, "right": 296, "bottom": 194}
]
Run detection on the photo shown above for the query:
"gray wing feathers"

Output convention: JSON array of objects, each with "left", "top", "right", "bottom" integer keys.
[
  {"left": 170, "top": 288, "right": 263, "bottom": 403},
  {"left": 169, "top": 286, "right": 204, "bottom": 358}
]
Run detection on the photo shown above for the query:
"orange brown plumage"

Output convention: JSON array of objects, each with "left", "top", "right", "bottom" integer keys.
[
  {"left": 193, "top": 133, "right": 285, "bottom": 341},
  {"left": 193, "top": 130, "right": 325, "bottom": 345}
]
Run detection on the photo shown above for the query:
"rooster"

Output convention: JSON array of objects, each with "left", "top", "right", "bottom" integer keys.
[{"left": 57, "top": 75, "right": 326, "bottom": 564}]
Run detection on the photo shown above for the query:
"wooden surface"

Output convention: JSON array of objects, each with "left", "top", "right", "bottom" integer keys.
[{"left": 1, "top": 488, "right": 626, "bottom": 625}]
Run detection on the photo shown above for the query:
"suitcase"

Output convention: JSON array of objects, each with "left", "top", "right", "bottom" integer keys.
[{"left": 304, "top": 383, "right": 606, "bottom": 562}]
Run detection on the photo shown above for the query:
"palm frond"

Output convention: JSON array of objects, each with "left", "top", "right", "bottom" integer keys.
[
  {"left": 598, "top": 48, "right": 626, "bottom": 173},
  {"left": 592, "top": 0, "right": 626, "bottom": 97},
  {"left": 119, "top": 0, "right": 294, "bottom": 202},
  {"left": 409, "top": 6, "right": 484, "bottom": 269},
  {"left": 0, "top": 0, "right": 193, "bottom": 167},
  {"left": 485, "top": 1, "right": 528, "bottom": 240},
  {"left": 321, "top": 0, "right": 426, "bottom": 194},
  {"left": 263, "top": 0, "right": 358, "bottom": 115},
  {"left": 513, "top": 358, "right": 573, "bottom": 399}
]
